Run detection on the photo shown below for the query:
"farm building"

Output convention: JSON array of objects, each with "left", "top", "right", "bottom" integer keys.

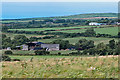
[
  {"left": 20, "top": 42, "right": 59, "bottom": 51},
  {"left": 41, "top": 44, "right": 59, "bottom": 51},
  {"left": 26, "top": 42, "right": 44, "bottom": 50},
  {"left": 89, "top": 22, "right": 106, "bottom": 26},
  {"left": 21, "top": 44, "right": 28, "bottom": 50},
  {"left": 89, "top": 22, "right": 101, "bottom": 26}
]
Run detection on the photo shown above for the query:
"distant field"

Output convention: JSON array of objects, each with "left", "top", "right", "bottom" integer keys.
[
  {"left": 3, "top": 55, "right": 118, "bottom": 78},
  {"left": 2, "top": 50, "right": 77, "bottom": 55},
  {"left": 9, "top": 26, "right": 118, "bottom": 36},
  {"left": 53, "top": 27, "right": 118, "bottom": 36},
  {"left": 9, "top": 26, "right": 99, "bottom": 32},
  {"left": 95, "top": 27, "right": 118, "bottom": 36},
  {"left": 38, "top": 37, "right": 118, "bottom": 45},
  {"left": 2, "top": 33, "right": 51, "bottom": 39}
]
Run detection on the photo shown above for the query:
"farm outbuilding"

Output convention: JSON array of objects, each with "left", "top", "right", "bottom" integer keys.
[
  {"left": 89, "top": 22, "right": 101, "bottom": 26},
  {"left": 20, "top": 42, "right": 59, "bottom": 51},
  {"left": 41, "top": 44, "right": 59, "bottom": 51},
  {"left": 89, "top": 22, "right": 107, "bottom": 26}
]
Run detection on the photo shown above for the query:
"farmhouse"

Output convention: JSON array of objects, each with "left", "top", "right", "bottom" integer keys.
[{"left": 21, "top": 42, "right": 59, "bottom": 51}]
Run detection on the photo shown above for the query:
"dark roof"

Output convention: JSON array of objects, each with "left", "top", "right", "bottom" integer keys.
[
  {"left": 36, "top": 42, "right": 44, "bottom": 45},
  {"left": 34, "top": 47, "right": 43, "bottom": 50},
  {"left": 26, "top": 42, "right": 44, "bottom": 46}
]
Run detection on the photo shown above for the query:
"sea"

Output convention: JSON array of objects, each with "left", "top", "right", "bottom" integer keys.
[{"left": 2, "top": 2, "right": 118, "bottom": 19}]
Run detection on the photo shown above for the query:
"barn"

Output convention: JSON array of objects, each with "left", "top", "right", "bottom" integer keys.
[
  {"left": 21, "top": 42, "right": 59, "bottom": 51},
  {"left": 89, "top": 22, "right": 107, "bottom": 26},
  {"left": 89, "top": 22, "right": 101, "bottom": 26},
  {"left": 41, "top": 44, "right": 59, "bottom": 51}
]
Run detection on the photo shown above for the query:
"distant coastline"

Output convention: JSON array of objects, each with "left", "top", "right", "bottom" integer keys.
[
  {"left": 2, "top": 2, "right": 118, "bottom": 19},
  {"left": 1, "top": 13, "right": 118, "bottom": 21}
]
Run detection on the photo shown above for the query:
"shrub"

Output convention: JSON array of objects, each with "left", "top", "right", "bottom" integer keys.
[
  {"left": 12, "top": 59, "right": 20, "bottom": 61},
  {"left": 34, "top": 50, "right": 50, "bottom": 55},
  {"left": 58, "top": 52, "right": 61, "bottom": 55},
  {"left": 4, "top": 50, "right": 13, "bottom": 55},
  {"left": 69, "top": 51, "right": 82, "bottom": 55},
  {"left": 2, "top": 55, "right": 11, "bottom": 61}
]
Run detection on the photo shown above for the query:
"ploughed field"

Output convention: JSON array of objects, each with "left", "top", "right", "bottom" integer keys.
[{"left": 2, "top": 55, "right": 118, "bottom": 78}]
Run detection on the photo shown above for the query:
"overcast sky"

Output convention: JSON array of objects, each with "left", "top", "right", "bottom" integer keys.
[{"left": 1, "top": 0, "right": 120, "bottom": 2}]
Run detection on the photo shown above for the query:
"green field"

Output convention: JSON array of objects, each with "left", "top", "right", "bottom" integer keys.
[
  {"left": 2, "top": 50, "right": 77, "bottom": 55},
  {"left": 9, "top": 26, "right": 99, "bottom": 32},
  {"left": 38, "top": 37, "right": 117, "bottom": 45},
  {"left": 53, "top": 27, "right": 118, "bottom": 36},
  {"left": 2, "top": 55, "right": 118, "bottom": 78},
  {"left": 9, "top": 26, "right": 118, "bottom": 36},
  {"left": 2, "top": 33, "right": 50, "bottom": 39},
  {"left": 95, "top": 27, "right": 118, "bottom": 36}
]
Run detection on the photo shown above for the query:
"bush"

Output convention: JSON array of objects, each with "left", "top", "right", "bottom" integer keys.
[
  {"left": 58, "top": 52, "right": 61, "bottom": 55},
  {"left": 2, "top": 55, "right": 11, "bottom": 61},
  {"left": 4, "top": 50, "right": 13, "bottom": 55},
  {"left": 12, "top": 59, "right": 20, "bottom": 61},
  {"left": 34, "top": 50, "right": 50, "bottom": 55},
  {"left": 69, "top": 51, "right": 82, "bottom": 55}
]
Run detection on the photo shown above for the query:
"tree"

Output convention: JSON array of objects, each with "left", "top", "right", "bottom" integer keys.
[
  {"left": 75, "top": 39, "right": 94, "bottom": 50},
  {"left": 84, "top": 28, "right": 96, "bottom": 37},
  {"left": 96, "top": 42, "right": 108, "bottom": 55},
  {"left": 4, "top": 50, "right": 13, "bottom": 55},
  {"left": 108, "top": 39, "right": 116, "bottom": 49},
  {"left": 52, "top": 39, "right": 72, "bottom": 49},
  {"left": 12, "top": 35, "right": 29, "bottom": 46}
]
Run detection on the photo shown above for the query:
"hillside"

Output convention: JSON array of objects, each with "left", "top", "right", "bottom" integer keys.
[
  {"left": 61, "top": 13, "right": 117, "bottom": 19},
  {"left": 2, "top": 13, "right": 118, "bottom": 21}
]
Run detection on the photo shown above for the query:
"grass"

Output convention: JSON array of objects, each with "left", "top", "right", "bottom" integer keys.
[
  {"left": 10, "top": 26, "right": 118, "bottom": 36},
  {"left": 9, "top": 26, "right": 99, "bottom": 32},
  {"left": 53, "top": 27, "right": 118, "bottom": 36},
  {"left": 2, "top": 50, "right": 77, "bottom": 55},
  {"left": 2, "top": 55, "right": 118, "bottom": 78},
  {"left": 38, "top": 37, "right": 118, "bottom": 45},
  {"left": 2, "top": 32, "right": 51, "bottom": 39},
  {"left": 94, "top": 27, "right": 118, "bottom": 36}
]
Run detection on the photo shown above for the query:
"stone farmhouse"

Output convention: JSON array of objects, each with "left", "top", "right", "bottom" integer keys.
[{"left": 20, "top": 42, "right": 59, "bottom": 51}]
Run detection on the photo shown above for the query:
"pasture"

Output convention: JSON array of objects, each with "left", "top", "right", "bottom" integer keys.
[
  {"left": 9, "top": 26, "right": 99, "bottom": 32},
  {"left": 53, "top": 27, "right": 118, "bottom": 36},
  {"left": 2, "top": 55, "right": 118, "bottom": 78},
  {"left": 9, "top": 26, "right": 118, "bottom": 36},
  {"left": 38, "top": 37, "right": 118, "bottom": 45},
  {"left": 2, "top": 32, "right": 51, "bottom": 39},
  {"left": 2, "top": 50, "right": 77, "bottom": 55}
]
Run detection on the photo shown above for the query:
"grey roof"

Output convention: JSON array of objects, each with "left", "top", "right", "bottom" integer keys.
[{"left": 41, "top": 44, "right": 59, "bottom": 48}]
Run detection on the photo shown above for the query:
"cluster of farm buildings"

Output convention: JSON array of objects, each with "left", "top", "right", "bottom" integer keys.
[
  {"left": 7, "top": 42, "right": 60, "bottom": 51},
  {"left": 89, "top": 22, "right": 118, "bottom": 26}
]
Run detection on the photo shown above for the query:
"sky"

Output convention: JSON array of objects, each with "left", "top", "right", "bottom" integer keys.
[{"left": 1, "top": 0, "right": 120, "bottom": 2}]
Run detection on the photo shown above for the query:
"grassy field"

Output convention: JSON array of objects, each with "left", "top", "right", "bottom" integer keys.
[
  {"left": 38, "top": 37, "right": 118, "bottom": 45},
  {"left": 53, "top": 27, "right": 118, "bottom": 36},
  {"left": 9, "top": 26, "right": 118, "bottom": 36},
  {"left": 2, "top": 55, "right": 118, "bottom": 78},
  {"left": 9, "top": 26, "right": 99, "bottom": 32},
  {"left": 2, "top": 33, "right": 52, "bottom": 39},
  {"left": 2, "top": 50, "right": 77, "bottom": 55},
  {"left": 94, "top": 27, "right": 118, "bottom": 36}
]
